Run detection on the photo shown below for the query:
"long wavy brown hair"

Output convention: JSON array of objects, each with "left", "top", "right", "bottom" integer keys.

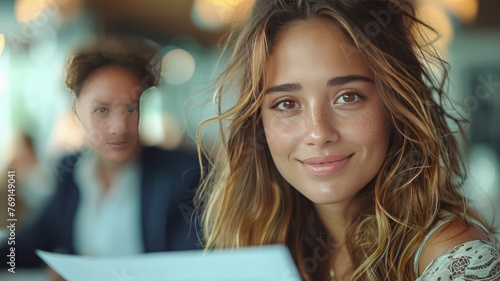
[{"left": 196, "top": 0, "right": 490, "bottom": 280}]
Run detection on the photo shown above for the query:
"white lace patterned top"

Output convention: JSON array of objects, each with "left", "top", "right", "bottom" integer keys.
[{"left": 414, "top": 218, "right": 500, "bottom": 280}]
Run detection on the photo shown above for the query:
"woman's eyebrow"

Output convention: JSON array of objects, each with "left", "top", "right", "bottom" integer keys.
[
  {"left": 264, "top": 83, "right": 301, "bottom": 94},
  {"left": 92, "top": 100, "right": 110, "bottom": 106},
  {"left": 326, "top": 75, "right": 374, "bottom": 87},
  {"left": 265, "top": 75, "right": 374, "bottom": 95}
]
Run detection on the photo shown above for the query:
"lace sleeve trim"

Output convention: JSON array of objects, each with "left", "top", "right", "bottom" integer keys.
[{"left": 416, "top": 240, "right": 500, "bottom": 280}]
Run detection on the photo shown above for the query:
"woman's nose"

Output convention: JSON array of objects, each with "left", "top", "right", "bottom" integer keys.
[
  {"left": 107, "top": 113, "right": 129, "bottom": 136},
  {"left": 304, "top": 105, "right": 339, "bottom": 147}
]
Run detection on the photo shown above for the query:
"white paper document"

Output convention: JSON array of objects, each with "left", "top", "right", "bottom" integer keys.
[{"left": 36, "top": 245, "right": 301, "bottom": 281}]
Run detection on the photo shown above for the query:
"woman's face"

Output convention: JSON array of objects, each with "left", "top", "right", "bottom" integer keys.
[
  {"left": 75, "top": 67, "right": 142, "bottom": 164},
  {"left": 261, "top": 19, "right": 391, "bottom": 206}
]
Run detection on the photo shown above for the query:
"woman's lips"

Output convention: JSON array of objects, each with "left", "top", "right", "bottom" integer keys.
[
  {"left": 107, "top": 141, "right": 129, "bottom": 149},
  {"left": 300, "top": 154, "right": 353, "bottom": 176}
]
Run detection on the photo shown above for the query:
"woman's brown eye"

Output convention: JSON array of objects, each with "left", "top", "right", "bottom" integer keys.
[
  {"left": 342, "top": 93, "right": 355, "bottom": 103},
  {"left": 282, "top": 100, "right": 296, "bottom": 109},
  {"left": 335, "top": 92, "right": 361, "bottom": 104}
]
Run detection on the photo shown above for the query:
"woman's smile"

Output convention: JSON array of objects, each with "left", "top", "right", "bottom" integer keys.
[{"left": 299, "top": 154, "right": 353, "bottom": 176}]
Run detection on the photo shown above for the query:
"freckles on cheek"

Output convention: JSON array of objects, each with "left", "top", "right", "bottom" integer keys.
[
  {"left": 264, "top": 116, "right": 302, "bottom": 163},
  {"left": 368, "top": 114, "right": 390, "bottom": 139},
  {"left": 264, "top": 116, "right": 296, "bottom": 143},
  {"left": 355, "top": 113, "right": 391, "bottom": 152}
]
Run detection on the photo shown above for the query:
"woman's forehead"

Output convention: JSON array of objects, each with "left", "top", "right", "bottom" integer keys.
[{"left": 264, "top": 19, "right": 371, "bottom": 85}]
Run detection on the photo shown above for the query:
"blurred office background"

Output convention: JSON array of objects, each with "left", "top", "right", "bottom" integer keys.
[{"left": 0, "top": 0, "right": 499, "bottom": 245}]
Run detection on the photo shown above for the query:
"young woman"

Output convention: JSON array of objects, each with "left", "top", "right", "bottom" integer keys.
[
  {"left": 0, "top": 49, "right": 201, "bottom": 272},
  {"left": 196, "top": 0, "right": 500, "bottom": 280}
]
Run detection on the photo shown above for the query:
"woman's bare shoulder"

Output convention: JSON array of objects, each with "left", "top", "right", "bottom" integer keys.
[{"left": 418, "top": 221, "right": 491, "bottom": 276}]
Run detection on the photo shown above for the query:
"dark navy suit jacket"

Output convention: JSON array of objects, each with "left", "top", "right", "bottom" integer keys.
[{"left": 1, "top": 146, "right": 202, "bottom": 267}]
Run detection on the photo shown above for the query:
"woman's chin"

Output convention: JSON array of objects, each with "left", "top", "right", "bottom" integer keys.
[{"left": 100, "top": 152, "right": 136, "bottom": 166}]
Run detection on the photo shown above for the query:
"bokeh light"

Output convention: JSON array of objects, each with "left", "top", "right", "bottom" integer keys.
[
  {"left": 29, "top": 28, "right": 58, "bottom": 64},
  {"left": 0, "top": 72, "right": 4, "bottom": 93},
  {"left": 161, "top": 49, "right": 195, "bottom": 85},
  {"left": 159, "top": 113, "right": 183, "bottom": 149},
  {"left": 191, "top": 0, "right": 254, "bottom": 31},
  {"left": 470, "top": 144, "right": 499, "bottom": 195},
  {"left": 440, "top": 0, "right": 479, "bottom": 24},
  {"left": 465, "top": 144, "right": 500, "bottom": 225},
  {"left": 139, "top": 88, "right": 164, "bottom": 146},
  {"left": 0, "top": 34, "right": 5, "bottom": 57},
  {"left": 416, "top": 0, "right": 454, "bottom": 53},
  {"left": 15, "top": 0, "right": 53, "bottom": 23},
  {"left": 139, "top": 89, "right": 183, "bottom": 149},
  {"left": 45, "top": 110, "right": 84, "bottom": 157}
]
